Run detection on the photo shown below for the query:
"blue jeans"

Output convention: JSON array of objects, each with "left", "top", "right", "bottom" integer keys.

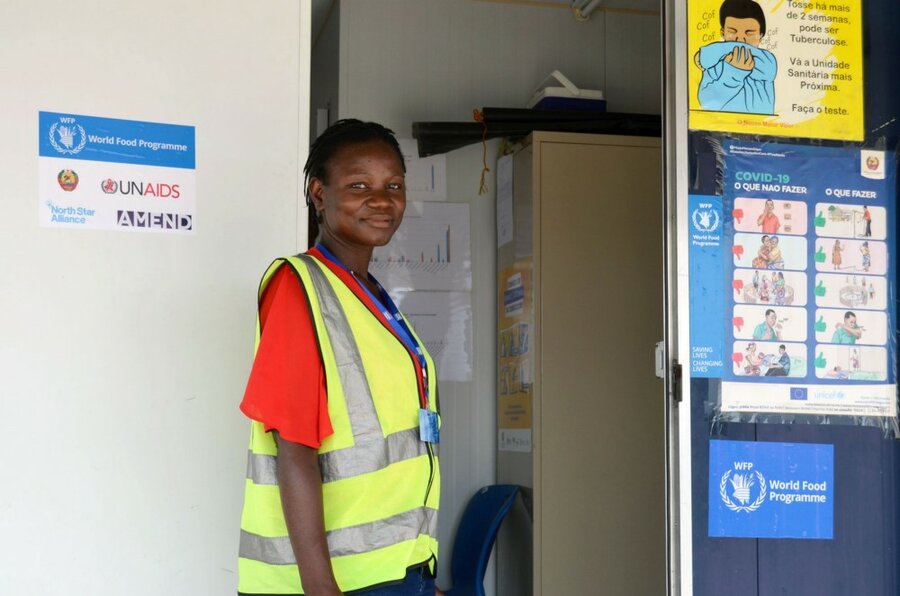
[{"left": 352, "top": 565, "right": 435, "bottom": 596}]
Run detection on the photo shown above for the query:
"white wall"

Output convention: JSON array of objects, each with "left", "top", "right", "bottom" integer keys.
[
  {"left": 323, "top": 1, "right": 661, "bottom": 591},
  {"left": 0, "top": 2, "right": 307, "bottom": 594},
  {"left": 338, "top": 0, "right": 661, "bottom": 135},
  {"left": 431, "top": 139, "right": 502, "bottom": 591},
  {"left": 311, "top": 0, "right": 341, "bottom": 136}
]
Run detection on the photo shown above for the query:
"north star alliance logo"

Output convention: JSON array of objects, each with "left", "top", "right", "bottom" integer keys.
[
  {"left": 57, "top": 169, "right": 79, "bottom": 191},
  {"left": 46, "top": 201, "right": 95, "bottom": 224},
  {"left": 692, "top": 207, "right": 720, "bottom": 232},
  {"left": 49, "top": 117, "right": 87, "bottom": 155},
  {"left": 720, "top": 463, "right": 767, "bottom": 513}
]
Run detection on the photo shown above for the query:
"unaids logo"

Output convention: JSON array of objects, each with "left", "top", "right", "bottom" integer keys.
[
  {"left": 49, "top": 116, "right": 87, "bottom": 155},
  {"left": 720, "top": 463, "right": 767, "bottom": 513},
  {"left": 57, "top": 169, "right": 79, "bottom": 192},
  {"left": 692, "top": 206, "right": 720, "bottom": 232},
  {"left": 101, "top": 178, "right": 118, "bottom": 194}
]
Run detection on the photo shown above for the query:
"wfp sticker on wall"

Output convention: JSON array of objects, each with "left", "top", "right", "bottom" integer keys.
[{"left": 38, "top": 111, "right": 196, "bottom": 234}]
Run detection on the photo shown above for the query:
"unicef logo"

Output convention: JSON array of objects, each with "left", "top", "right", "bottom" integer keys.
[
  {"left": 720, "top": 468, "right": 767, "bottom": 513},
  {"left": 49, "top": 118, "right": 87, "bottom": 155},
  {"left": 692, "top": 207, "right": 720, "bottom": 232}
]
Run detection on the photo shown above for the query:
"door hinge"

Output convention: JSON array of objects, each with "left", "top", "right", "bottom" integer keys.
[
  {"left": 655, "top": 341, "right": 666, "bottom": 379},
  {"left": 656, "top": 342, "right": 682, "bottom": 402},
  {"left": 671, "top": 361, "right": 683, "bottom": 403}
]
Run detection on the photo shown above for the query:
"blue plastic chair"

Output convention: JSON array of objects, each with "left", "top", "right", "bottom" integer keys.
[{"left": 445, "top": 484, "right": 520, "bottom": 596}]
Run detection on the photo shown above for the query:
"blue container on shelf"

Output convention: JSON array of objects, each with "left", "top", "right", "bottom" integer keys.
[{"left": 527, "top": 70, "right": 606, "bottom": 112}]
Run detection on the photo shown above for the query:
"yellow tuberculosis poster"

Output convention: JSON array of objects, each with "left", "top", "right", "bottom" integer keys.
[
  {"left": 688, "top": 0, "right": 863, "bottom": 140},
  {"left": 497, "top": 260, "right": 533, "bottom": 452}
]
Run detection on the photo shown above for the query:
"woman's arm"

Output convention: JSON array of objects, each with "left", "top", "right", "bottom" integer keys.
[{"left": 275, "top": 432, "right": 343, "bottom": 596}]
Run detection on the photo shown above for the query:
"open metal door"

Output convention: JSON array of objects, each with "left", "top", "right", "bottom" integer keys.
[{"left": 665, "top": 0, "right": 900, "bottom": 594}]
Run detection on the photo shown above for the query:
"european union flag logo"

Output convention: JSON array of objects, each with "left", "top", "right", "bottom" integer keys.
[{"left": 790, "top": 387, "right": 808, "bottom": 401}]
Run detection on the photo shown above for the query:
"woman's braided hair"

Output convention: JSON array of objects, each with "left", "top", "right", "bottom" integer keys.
[{"left": 303, "top": 119, "right": 406, "bottom": 208}]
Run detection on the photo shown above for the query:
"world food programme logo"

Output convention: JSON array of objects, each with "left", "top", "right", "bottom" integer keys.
[
  {"left": 49, "top": 117, "right": 87, "bottom": 155},
  {"left": 101, "top": 178, "right": 118, "bottom": 193},
  {"left": 57, "top": 169, "right": 79, "bottom": 192},
  {"left": 720, "top": 467, "right": 767, "bottom": 513},
  {"left": 692, "top": 207, "right": 720, "bottom": 232}
]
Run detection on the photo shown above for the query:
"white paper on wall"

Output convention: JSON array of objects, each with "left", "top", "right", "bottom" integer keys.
[
  {"left": 390, "top": 290, "right": 474, "bottom": 383},
  {"left": 399, "top": 139, "right": 447, "bottom": 202},
  {"left": 372, "top": 201, "right": 471, "bottom": 291}
]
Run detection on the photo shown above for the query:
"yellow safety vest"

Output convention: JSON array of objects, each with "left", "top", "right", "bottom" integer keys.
[{"left": 238, "top": 254, "right": 440, "bottom": 594}]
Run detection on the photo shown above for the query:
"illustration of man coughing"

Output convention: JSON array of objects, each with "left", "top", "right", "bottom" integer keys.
[{"left": 695, "top": 0, "right": 777, "bottom": 114}]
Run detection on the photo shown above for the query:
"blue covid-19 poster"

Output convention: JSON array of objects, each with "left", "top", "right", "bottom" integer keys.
[{"left": 689, "top": 142, "right": 896, "bottom": 417}]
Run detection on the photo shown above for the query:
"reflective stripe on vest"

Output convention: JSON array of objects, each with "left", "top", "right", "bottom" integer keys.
[
  {"left": 240, "top": 508, "right": 438, "bottom": 563},
  {"left": 246, "top": 426, "right": 429, "bottom": 486},
  {"left": 238, "top": 254, "right": 438, "bottom": 576},
  {"left": 299, "top": 255, "right": 384, "bottom": 445}
]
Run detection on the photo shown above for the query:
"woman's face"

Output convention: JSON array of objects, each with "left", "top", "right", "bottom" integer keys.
[{"left": 311, "top": 139, "right": 406, "bottom": 250}]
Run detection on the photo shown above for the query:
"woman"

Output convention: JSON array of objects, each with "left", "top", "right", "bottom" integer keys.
[
  {"left": 744, "top": 342, "right": 762, "bottom": 376},
  {"left": 766, "top": 235, "right": 784, "bottom": 269},
  {"left": 832, "top": 239, "right": 843, "bottom": 270},
  {"left": 860, "top": 241, "right": 871, "bottom": 272},
  {"left": 751, "top": 234, "right": 771, "bottom": 269},
  {"left": 238, "top": 120, "right": 441, "bottom": 596},
  {"left": 773, "top": 272, "right": 786, "bottom": 305}
]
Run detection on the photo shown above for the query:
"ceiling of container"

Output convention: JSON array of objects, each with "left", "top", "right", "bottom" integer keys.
[{"left": 312, "top": 0, "right": 661, "bottom": 40}]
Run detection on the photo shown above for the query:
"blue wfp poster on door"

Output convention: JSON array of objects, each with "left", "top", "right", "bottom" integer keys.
[
  {"left": 709, "top": 440, "right": 834, "bottom": 539},
  {"left": 718, "top": 142, "right": 896, "bottom": 418},
  {"left": 689, "top": 194, "right": 726, "bottom": 377}
]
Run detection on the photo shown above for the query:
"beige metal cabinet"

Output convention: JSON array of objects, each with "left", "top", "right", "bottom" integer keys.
[{"left": 497, "top": 132, "right": 666, "bottom": 595}]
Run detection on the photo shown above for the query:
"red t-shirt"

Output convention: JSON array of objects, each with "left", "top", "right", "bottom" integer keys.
[
  {"left": 760, "top": 212, "right": 780, "bottom": 234},
  {"left": 240, "top": 264, "right": 334, "bottom": 448}
]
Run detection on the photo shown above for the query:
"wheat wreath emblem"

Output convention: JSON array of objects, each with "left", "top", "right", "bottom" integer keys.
[
  {"left": 720, "top": 469, "right": 767, "bottom": 512},
  {"left": 49, "top": 122, "right": 87, "bottom": 155}
]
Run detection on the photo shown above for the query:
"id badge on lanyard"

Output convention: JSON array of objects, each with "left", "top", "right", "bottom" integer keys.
[{"left": 419, "top": 408, "right": 440, "bottom": 444}]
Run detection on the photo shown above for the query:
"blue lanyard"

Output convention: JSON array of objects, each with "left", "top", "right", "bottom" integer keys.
[{"left": 315, "top": 245, "right": 430, "bottom": 400}]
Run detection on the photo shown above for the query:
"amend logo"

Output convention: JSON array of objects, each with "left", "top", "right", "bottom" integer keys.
[{"left": 117, "top": 209, "right": 192, "bottom": 230}]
